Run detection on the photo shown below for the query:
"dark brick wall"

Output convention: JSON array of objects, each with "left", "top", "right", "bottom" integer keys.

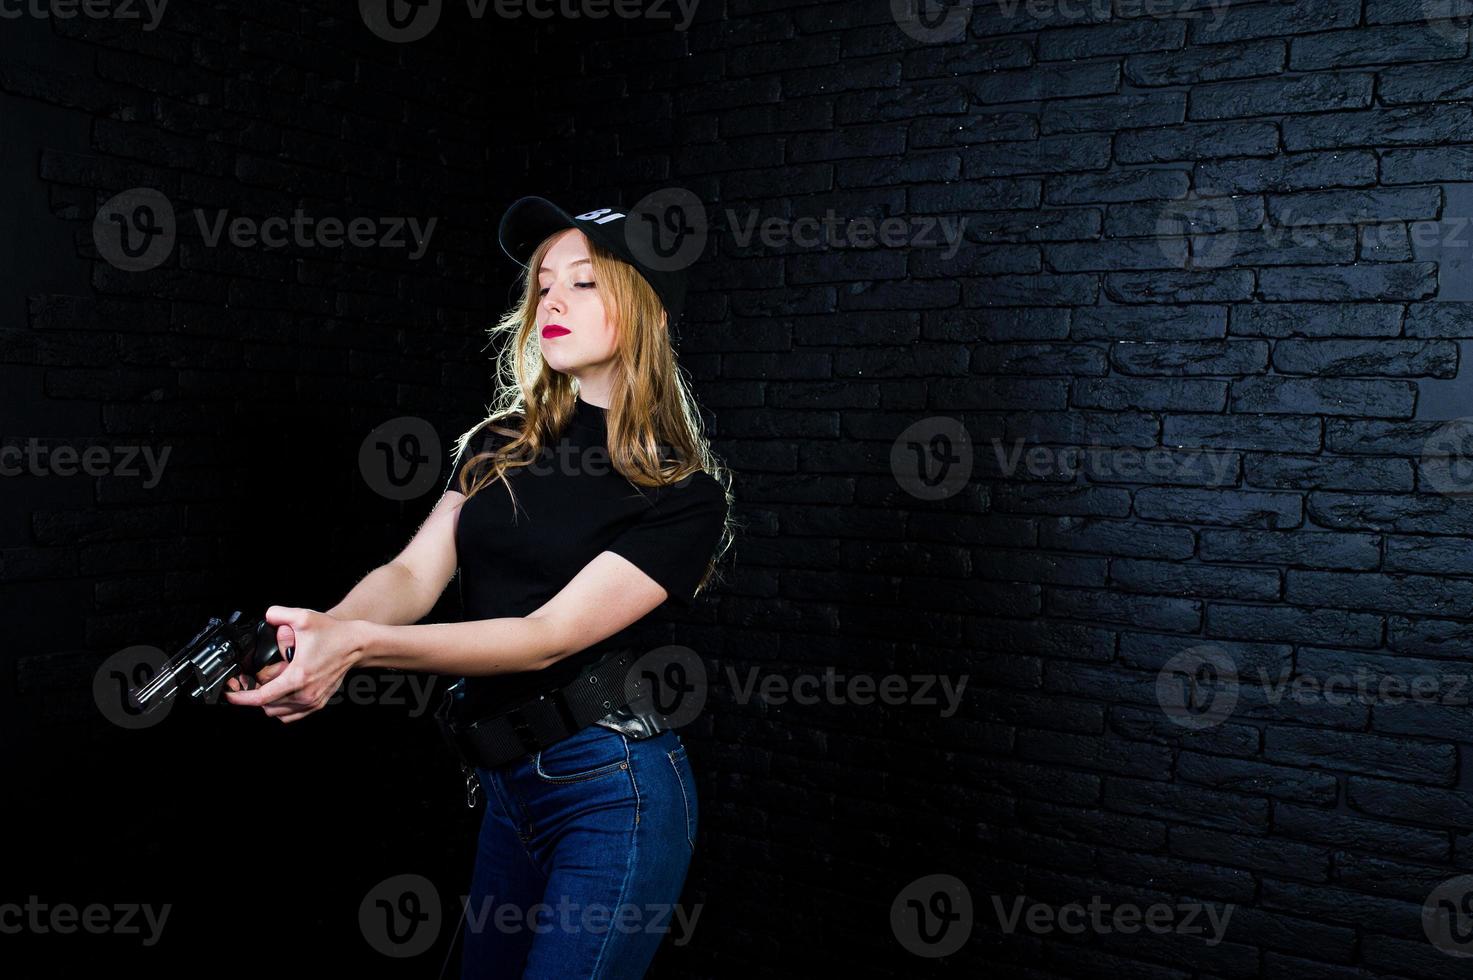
[
  {"left": 8, "top": 0, "right": 1473, "bottom": 977},
  {"left": 860, "top": 2, "right": 1473, "bottom": 978}
]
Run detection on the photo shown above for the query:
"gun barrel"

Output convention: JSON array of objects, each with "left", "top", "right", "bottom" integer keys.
[
  {"left": 128, "top": 655, "right": 193, "bottom": 715},
  {"left": 126, "top": 615, "right": 235, "bottom": 715},
  {"left": 124, "top": 613, "right": 283, "bottom": 717}
]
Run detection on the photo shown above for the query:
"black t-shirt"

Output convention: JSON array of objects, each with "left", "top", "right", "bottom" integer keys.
[{"left": 441, "top": 396, "right": 727, "bottom": 721}]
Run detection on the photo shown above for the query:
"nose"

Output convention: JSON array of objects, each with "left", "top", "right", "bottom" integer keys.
[{"left": 541, "top": 281, "right": 568, "bottom": 316}]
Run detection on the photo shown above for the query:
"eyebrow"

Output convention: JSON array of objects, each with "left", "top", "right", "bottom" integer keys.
[{"left": 537, "top": 258, "right": 592, "bottom": 278}]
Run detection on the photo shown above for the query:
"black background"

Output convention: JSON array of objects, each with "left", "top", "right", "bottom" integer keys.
[{"left": 7, "top": 2, "right": 1473, "bottom": 979}]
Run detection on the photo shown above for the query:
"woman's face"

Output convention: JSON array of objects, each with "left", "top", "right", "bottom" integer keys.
[{"left": 536, "top": 229, "right": 617, "bottom": 374}]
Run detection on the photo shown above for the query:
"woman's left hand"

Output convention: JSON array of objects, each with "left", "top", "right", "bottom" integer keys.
[{"left": 224, "top": 605, "right": 364, "bottom": 723}]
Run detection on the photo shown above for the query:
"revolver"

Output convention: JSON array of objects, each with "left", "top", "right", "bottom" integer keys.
[{"left": 126, "top": 610, "right": 294, "bottom": 717}]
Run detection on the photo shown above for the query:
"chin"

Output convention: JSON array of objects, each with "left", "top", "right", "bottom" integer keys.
[{"left": 541, "top": 350, "right": 583, "bottom": 372}]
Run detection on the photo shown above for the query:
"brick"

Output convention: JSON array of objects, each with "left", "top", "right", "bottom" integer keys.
[
  {"left": 1267, "top": 726, "right": 1458, "bottom": 784},
  {"left": 1073, "top": 378, "right": 1228, "bottom": 412},
  {"left": 1175, "top": 754, "right": 1338, "bottom": 805},
  {"left": 1189, "top": 73, "right": 1373, "bottom": 120},
  {"left": 1196, "top": 150, "right": 1378, "bottom": 195},
  {"left": 1270, "top": 339, "right": 1457, "bottom": 376},
  {"left": 1233, "top": 377, "right": 1417, "bottom": 417},
  {"left": 1111, "top": 340, "right": 1268, "bottom": 375},
  {"left": 1126, "top": 39, "right": 1285, "bottom": 87},
  {"left": 1198, "top": 528, "right": 1380, "bottom": 569},
  {"left": 1207, "top": 604, "right": 1383, "bottom": 647},
  {"left": 1133, "top": 486, "right": 1304, "bottom": 528}
]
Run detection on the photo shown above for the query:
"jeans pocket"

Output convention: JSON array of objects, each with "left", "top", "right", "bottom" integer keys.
[
  {"left": 667, "top": 745, "right": 697, "bottom": 853},
  {"left": 533, "top": 725, "right": 629, "bottom": 783}
]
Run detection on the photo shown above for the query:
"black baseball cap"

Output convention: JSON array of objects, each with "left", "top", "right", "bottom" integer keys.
[{"left": 498, "top": 196, "right": 688, "bottom": 329}]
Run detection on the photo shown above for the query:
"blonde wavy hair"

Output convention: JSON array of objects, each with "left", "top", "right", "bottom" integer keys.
[{"left": 449, "top": 229, "right": 737, "bottom": 598}]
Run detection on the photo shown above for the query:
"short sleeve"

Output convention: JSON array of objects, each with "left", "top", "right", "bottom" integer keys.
[
  {"left": 604, "top": 473, "right": 727, "bottom": 607},
  {"left": 442, "top": 435, "right": 472, "bottom": 497},
  {"left": 443, "top": 421, "right": 496, "bottom": 497}
]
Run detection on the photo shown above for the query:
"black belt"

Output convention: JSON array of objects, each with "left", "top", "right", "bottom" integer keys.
[{"left": 434, "top": 648, "right": 642, "bottom": 804}]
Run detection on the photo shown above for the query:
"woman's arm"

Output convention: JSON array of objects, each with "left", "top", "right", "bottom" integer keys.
[
  {"left": 325, "top": 563, "right": 434, "bottom": 625},
  {"left": 227, "top": 489, "right": 466, "bottom": 696},
  {"left": 352, "top": 615, "right": 561, "bottom": 676},
  {"left": 354, "top": 550, "right": 669, "bottom": 675},
  {"left": 327, "top": 490, "right": 465, "bottom": 625},
  {"left": 230, "top": 550, "right": 671, "bottom": 716}
]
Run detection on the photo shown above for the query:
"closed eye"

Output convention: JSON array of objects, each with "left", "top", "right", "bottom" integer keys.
[{"left": 538, "top": 282, "right": 596, "bottom": 296}]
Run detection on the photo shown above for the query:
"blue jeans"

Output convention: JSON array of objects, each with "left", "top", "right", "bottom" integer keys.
[{"left": 459, "top": 724, "right": 699, "bottom": 979}]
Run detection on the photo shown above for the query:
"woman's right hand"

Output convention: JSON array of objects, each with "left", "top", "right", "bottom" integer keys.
[{"left": 224, "top": 623, "right": 296, "bottom": 693}]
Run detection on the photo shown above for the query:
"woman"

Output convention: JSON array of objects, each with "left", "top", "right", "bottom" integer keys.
[{"left": 225, "top": 196, "right": 735, "bottom": 979}]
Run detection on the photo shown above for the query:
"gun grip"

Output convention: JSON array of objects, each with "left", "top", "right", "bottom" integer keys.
[{"left": 247, "top": 617, "right": 294, "bottom": 673}]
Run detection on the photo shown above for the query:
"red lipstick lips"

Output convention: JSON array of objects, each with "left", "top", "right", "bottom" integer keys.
[{"left": 542, "top": 324, "right": 570, "bottom": 339}]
